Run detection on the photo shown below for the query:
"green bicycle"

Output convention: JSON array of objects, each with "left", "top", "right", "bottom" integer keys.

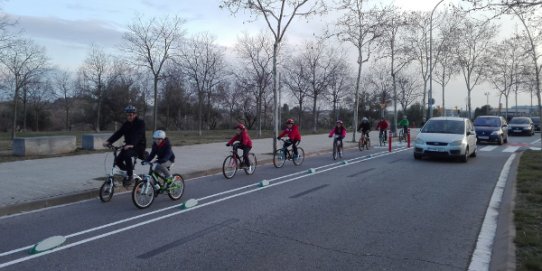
[{"left": 132, "top": 162, "right": 185, "bottom": 209}]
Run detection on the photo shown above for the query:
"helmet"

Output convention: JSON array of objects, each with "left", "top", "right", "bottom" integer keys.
[
  {"left": 362, "top": 117, "right": 368, "bottom": 121},
  {"left": 336, "top": 120, "right": 343, "bottom": 124},
  {"left": 124, "top": 105, "right": 137, "bottom": 113},
  {"left": 152, "top": 130, "right": 166, "bottom": 139},
  {"left": 234, "top": 123, "right": 246, "bottom": 130},
  {"left": 286, "top": 118, "right": 294, "bottom": 124}
]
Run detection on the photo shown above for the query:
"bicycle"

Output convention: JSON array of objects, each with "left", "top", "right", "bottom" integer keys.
[
  {"left": 132, "top": 162, "right": 185, "bottom": 209},
  {"left": 379, "top": 130, "right": 387, "bottom": 146},
  {"left": 222, "top": 144, "right": 257, "bottom": 179},
  {"left": 332, "top": 135, "right": 343, "bottom": 160},
  {"left": 398, "top": 128, "right": 406, "bottom": 143},
  {"left": 358, "top": 132, "right": 370, "bottom": 151},
  {"left": 273, "top": 139, "right": 305, "bottom": 168},
  {"left": 99, "top": 145, "right": 142, "bottom": 202}
]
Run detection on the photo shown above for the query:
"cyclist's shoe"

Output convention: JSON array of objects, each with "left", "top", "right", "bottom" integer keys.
[{"left": 122, "top": 176, "right": 133, "bottom": 187}]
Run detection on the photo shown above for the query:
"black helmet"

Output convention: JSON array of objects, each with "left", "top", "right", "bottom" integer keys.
[{"left": 124, "top": 105, "right": 137, "bottom": 113}]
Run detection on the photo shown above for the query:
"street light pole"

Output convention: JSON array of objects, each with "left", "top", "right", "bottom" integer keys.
[
  {"left": 428, "top": 0, "right": 445, "bottom": 120},
  {"left": 484, "top": 91, "right": 490, "bottom": 106}
]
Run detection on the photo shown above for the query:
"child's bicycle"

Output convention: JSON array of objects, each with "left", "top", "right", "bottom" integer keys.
[
  {"left": 131, "top": 162, "right": 185, "bottom": 209},
  {"left": 222, "top": 143, "right": 257, "bottom": 179},
  {"left": 398, "top": 128, "right": 406, "bottom": 143},
  {"left": 332, "top": 135, "right": 343, "bottom": 160},
  {"left": 99, "top": 145, "right": 143, "bottom": 202},
  {"left": 273, "top": 139, "right": 305, "bottom": 168},
  {"left": 358, "top": 132, "right": 370, "bottom": 151}
]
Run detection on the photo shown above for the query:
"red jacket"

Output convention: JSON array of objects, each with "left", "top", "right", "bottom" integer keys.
[
  {"left": 227, "top": 129, "right": 253, "bottom": 148},
  {"left": 329, "top": 126, "right": 347, "bottom": 138},
  {"left": 278, "top": 125, "right": 301, "bottom": 141},
  {"left": 376, "top": 120, "right": 389, "bottom": 130}
]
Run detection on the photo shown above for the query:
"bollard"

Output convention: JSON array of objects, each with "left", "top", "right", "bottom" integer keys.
[
  {"left": 388, "top": 130, "right": 392, "bottom": 152},
  {"left": 407, "top": 128, "right": 411, "bottom": 148}
]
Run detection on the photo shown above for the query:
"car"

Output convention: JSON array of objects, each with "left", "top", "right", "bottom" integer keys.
[
  {"left": 530, "top": 116, "right": 540, "bottom": 132},
  {"left": 473, "top": 115, "right": 508, "bottom": 145},
  {"left": 508, "top": 117, "right": 535, "bottom": 136},
  {"left": 414, "top": 117, "right": 477, "bottom": 162}
]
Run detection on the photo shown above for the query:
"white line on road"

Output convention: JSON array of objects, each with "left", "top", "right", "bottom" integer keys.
[
  {"left": 0, "top": 148, "right": 410, "bottom": 268},
  {"left": 479, "top": 146, "right": 498, "bottom": 152},
  {"left": 468, "top": 153, "right": 516, "bottom": 271},
  {"left": 502, "top": 146, "right": 520, "bottom": 153},
  {"left": 530, "top": 138, "right": 541, "bottom": 145},
  {"left": 530, "top": 147, "right": 542, "bottom": 151}
]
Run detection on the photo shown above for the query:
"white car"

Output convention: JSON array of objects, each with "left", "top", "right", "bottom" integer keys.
[{"left": 414, "top": 117, "right": 478, "bottom": 162}]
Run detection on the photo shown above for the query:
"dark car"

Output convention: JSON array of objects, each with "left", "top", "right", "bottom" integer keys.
[
  {"left": 531, "top": 116, "right": 540, "bottom": 132},
  {"left": 473, "top": 116, "right": 508, "bottom": 144},
  {"left": 508, "top": 117, "right": 535, "bottom": 136}
]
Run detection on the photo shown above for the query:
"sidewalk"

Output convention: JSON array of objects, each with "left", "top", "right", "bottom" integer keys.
[{"left": 0, "top": 130, "right": 418, "bottom": 216}]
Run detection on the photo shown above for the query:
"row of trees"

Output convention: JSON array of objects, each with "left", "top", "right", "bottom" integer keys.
[{"left": 1, "top": 0, "right": 541, "bottom": 148}]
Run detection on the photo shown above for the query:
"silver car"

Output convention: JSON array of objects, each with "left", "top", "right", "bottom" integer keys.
[{"left": 414, "top": 117, "right": 478, "bottom": 162}]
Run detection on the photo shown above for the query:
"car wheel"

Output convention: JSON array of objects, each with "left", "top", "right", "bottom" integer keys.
[
  {"left": 503, "top": 136, "right": 508, "bottom": 143},
  {"left": 470, "top": 145, "right": 477, "bottom": 157},
  {"left": 414, "top": 153, "right": 422, "bottom": 160},
  {"left": 498, "top": 136, "right": 503, "bottom": 145},
  {"left": 460, "top": 147, "right": 469, "bottom": 163}
]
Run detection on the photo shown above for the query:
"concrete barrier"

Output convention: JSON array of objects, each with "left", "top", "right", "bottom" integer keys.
[
  {"left": 82, "top": 134, "right": 111, "bottom": 150},
  {"left": 13, "top": 136, "right": 76, "bottom": 156}
]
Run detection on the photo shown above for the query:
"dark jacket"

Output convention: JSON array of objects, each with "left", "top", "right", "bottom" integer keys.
[
  {"left": 358, "top": 121, "right": 371, "bottom": 132},
  {"left": 107, "top": 117, "right": 146, "bottom": 157},
  {"left": 146, "top": 138, "right": 175, "bottom": 164}
]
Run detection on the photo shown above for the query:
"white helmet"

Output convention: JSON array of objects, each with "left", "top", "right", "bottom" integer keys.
[
  {"left": 362, "top": 117, "right": 368, "bottom": 121},
  {"left": 152, "top": 130, "right": 166, "bottom": 139}
]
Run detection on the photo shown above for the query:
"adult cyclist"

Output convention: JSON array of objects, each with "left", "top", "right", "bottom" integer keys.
[
  {"left": 277, "top": 118, "right": 301, "bottom": 158},
  {"left": 376, "top": 117, "right": 389, "bottom": 143},
  {"left": 398, "top": 115, "right": 410, "bottom": 140},
  {"left": 357, "top": 117, "right": 371, "bottom": 139}
]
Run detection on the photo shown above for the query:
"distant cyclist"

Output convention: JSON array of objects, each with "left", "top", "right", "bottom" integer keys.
[
  {"left": 103, "top": 105, "right": 146, "bottom": 187},
  {"left": 226, "top": 124, "right": 253, "bottom": 168},
  {"left": 398, "top": 115, "right": 409, "bottom": 137},
  {"left": 376, "top": 117, "right": 389, "bottom": 143},
  {"left": 357, "top": 117, "right": 371, "bottom": 139},
  {"left": 329, "top": 120, "right": 347, "bottom": 152},
  {"left": 143, "top": 130, "right": 175, "bottom": 186},
  {"left": 277, "top": 118, "right": 301, "bottom": 158}
]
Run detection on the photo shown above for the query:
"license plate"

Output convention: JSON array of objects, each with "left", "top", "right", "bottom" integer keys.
[
  {"left": 427, "top": 147, "right": 445, "bottom": 152},
  {"left": 478, "top": 136, "right": 489, "bottom": 140},
  {"left": 513, "top": 130, "right": 521, "bottom": 133}
]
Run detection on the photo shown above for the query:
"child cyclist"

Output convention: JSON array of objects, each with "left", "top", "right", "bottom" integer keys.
[
  {"left": 277, "top": 118, "right": 302, "bottom": 158},
  {"left": 143, "top": 130, "right": 176, "bottom": 186},
  {"left": 328, "top": 120, "right": 347, "bottom": 154},
  {"left": 226, "top": 124, "right": 253, "bottom": 168}
]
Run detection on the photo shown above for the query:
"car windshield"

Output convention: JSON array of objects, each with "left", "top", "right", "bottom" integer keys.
[
  {"left": 510, "top": 118, "right": 530, "bottom": 124},
  {"left": 531, "top": 117, "right": 540, "bottom": 124},
  {"left": 474, "top": 118, "right": 500, "bottom": 127},
  {"left": 421, "top": 120, "right": 465, "bottom": 134}
]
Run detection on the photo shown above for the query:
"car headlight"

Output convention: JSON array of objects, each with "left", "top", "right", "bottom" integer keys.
[
  {"left": 491, "top": 130, "right": 502, "bottom": 135},
  {"left": 449, "top": 140, "right": 464, "bottom": 147},
  {"left": 415, "top": 138, "right": 425, "bottom": 145},
  {"left": 524, "top": 127, "right": 531, "bottom": 130}
]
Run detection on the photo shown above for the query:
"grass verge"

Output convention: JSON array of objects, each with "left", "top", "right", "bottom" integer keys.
[{"left": 515, "top": 150, "right": 542, "bottom": 271}]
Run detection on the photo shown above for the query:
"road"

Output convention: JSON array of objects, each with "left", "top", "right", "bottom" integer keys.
[{"left": 0, "top": 134, "right": 539, "bottom": 270}]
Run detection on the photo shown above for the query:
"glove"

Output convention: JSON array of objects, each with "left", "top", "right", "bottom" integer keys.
[
  {"left": 141, "top": 161, "right": 148, "bottom": 165},
  {"left": 226, "top": 143, "right": 231, "bottom": 147},
  {"left": 328, "top": 135, "right": 332, "bottom": 138},
  {"left": 277, "top": 137, "right": 281, "bottom": 140}
]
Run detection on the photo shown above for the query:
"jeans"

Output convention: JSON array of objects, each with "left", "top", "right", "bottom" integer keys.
[
  {"left": 233, "top": 143, "right": 251, "bottom": 165},
  {"left": 283, "top": 139, "right": 299, "bottom": 156}
]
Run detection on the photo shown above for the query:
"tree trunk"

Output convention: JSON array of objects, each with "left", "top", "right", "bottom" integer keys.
[
  {"left": 272, "top": 42, "right": 279, "bottom": 152},
  {"left": 11, "top": 86, "right": 20, "bottom": 139},
  {"left": 153, "top": 77, "right": 159, "bottom": 131}
]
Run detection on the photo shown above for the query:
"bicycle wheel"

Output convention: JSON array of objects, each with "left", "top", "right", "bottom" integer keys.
[
  {"left": 273, "top": 149, "right": 286, "bottom": 168},
  {"left": 222, "top": 155, "right": 238, "bottom": 179},
  {"left": 338, "top": 142, "right": 343, "bottom": 158},
  {"left": 398, "top": 130, "right": 404, "bottom": 143},
  {"left": 292, "top": 147, "right": 305, "bottom": 166},
  {"left": 358, "top": 137, "right": 364, "bottom": 151},
  {"left": 332, "top": 141, "right": 338, "bottom": 160},
  {"left": 167, "top": 174, "right": 185, "bottom": 200},
  {"left": 366, "top": 137, "right": 371, "bottom": 150},
  {"left": 379, "top": 134, "right": 385, "bottom": 146},
  {"left": 244, "top": 153, "right": 257, "bottom": 175},
  {"left": 132, "top": 180, "right": 155, "bottom": 209},
  {"left": 99, "top": 177, "right": 114, "bottom": 202}
]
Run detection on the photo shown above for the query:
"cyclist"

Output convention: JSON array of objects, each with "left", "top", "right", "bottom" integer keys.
[
  {"left": 277, "top": 118, "right": 301, "bottom": 158},
  {"left": 357, "top": 117, "right": 371, "bottom": 139},
  {"left": 103, "top": 105, "right": 146, "bottom": 187},
  {"left": 398, "top": 115, "right": 409, "bottom": 139},
  {"left": 328, "top": 120, "right": 347, "bottom": 154},
  {"left": 376, "top": 117, "right": 389, "bottom": 143},
  {"left": 226, "top": 124, "right": 253, "bottom": 168},
  {"left": 143, "top": 130, "right": 175, "bottom": 187}
]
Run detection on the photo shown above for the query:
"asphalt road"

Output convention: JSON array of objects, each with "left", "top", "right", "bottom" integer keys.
[{"left": 0, "top": 134, "right": 539, "bottom": 271}]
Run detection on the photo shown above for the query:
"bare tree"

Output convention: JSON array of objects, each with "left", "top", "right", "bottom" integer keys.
[
  {"left": 453, "top": 12, "right": 496, "bottom": 119},
  {"left": 176, "top": 32, "right": 225, "bottom": 136},
  {"left": 122, "top": 15, "right": 185, "bottom": 131},
  {"left": 396, "top": 70, "right": 423, "bottom": 114},
  {"left": 234, "top": 32, "right": 274, "bottom": 137},
  {"left": 27, "top": 78, "right": 55, "bottom": 131},
  {"left": 0, "top": 38, "right": 48, "bottom": 138},
  {"left": 336, "top": 1, "right": 386, "bottom": 141},
  {"left": 221, "top": 0, "right": 327, "bottom": 151},
  {"left": 326, "top": 61, "right": 352, "bottom": 121},
  {"left": 53, "top": 69, "right": 76, "bottom": 130},
  {"left": 282, "top": 55, "right": 310, "bottom": 128}
]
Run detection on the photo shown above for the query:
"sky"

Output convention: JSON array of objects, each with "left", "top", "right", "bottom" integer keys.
[{"left": 0, "top": 0, "right": 535, "bottom": 111}]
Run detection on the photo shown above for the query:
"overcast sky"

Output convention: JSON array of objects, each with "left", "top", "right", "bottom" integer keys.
[{"left": 1, "top": 0, "right": 534, "bottom": 111}]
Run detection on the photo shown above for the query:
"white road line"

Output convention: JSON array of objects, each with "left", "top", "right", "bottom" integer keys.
[
  {"left": 479, "top": 146, "right": 498, "bottom": 152},
  {"left": 0, "top": 148, "right": 410, "bottom": 268},
  {"left": 502, "top": 146, "right": 520, "bottom": 153},
  {"left": 530, "top": 147, "right": 542, "bottom": 151},
  {"left": 468, "top": 153, "right": 516, "bottom": 271},
  {"left": 530, "top": 138, "right": 541, "bottom": 145}
]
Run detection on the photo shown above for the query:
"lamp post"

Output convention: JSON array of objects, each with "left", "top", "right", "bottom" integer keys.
[
  {"left": 484, "top": 91, "right": 490, "bottom": 106},
  {"left": 428, "top": 0, "right": 445, "bottom": 120}
]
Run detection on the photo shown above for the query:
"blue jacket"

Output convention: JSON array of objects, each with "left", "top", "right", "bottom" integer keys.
[{"left": 146, "top": 138, "right": 175, "bottom": 164}]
